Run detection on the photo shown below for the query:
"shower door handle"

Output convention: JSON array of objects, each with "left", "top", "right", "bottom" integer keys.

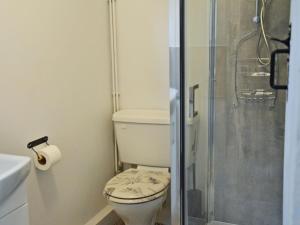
[
  {"left": 270, "top": 49, "right": 289, "bottom": 90},
  {"left": 189, "top": 84, "right": 199, "bottom": 118},
  {"left": 270, "top": 25, "right": 291, "bottom": 90}
]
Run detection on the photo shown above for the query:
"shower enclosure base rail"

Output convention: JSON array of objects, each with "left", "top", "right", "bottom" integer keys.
[{"left": 207, "top": 221, "right": 238, "bottom": 225}]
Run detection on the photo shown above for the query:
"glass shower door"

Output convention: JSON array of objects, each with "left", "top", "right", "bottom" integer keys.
[
  {"left": 180, "top": 0, "right": 291, "bottom": 225},
  {"left": 183, "top": 0, "right": 211, "bottom": 224},
  {"left": 210, "top": 1, "right": 290, "bottom": 225}
]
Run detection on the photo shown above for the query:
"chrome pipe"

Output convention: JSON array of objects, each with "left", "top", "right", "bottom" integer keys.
[{"left": 253, "top": 0, "right": 260, "bottom": 24}]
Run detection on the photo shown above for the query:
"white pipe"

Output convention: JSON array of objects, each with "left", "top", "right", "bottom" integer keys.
[
  {"left": 108, "top": 0, "right": 119, "bottom": 174},
  {"left": 109, "top": 0, "right": 116, "bottom": 113},
  {"left": 112, "top": 0, "right": 120, "bottom": 111},
  {"left": 112, "top": 0, "right": 120, "bottom": 171}
]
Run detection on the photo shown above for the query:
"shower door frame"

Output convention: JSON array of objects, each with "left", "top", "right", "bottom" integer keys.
[
  {"left": 283, "top": 0, "right": 300, "bottom": 224},
  {"left": 178, "top": 0, "right": 186, "bottom": 223},
  {"left": 207, "top": 0, "right": 217, "bottom": 221}
]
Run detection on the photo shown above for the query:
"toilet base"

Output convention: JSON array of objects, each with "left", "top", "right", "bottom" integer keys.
[{"left": 108, "top": 195, "right": 166, "bottom": 225}]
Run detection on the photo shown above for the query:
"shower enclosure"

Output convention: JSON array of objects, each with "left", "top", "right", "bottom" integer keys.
[{"left": 170, "top": 0, "right": 291, "bottom": 225}]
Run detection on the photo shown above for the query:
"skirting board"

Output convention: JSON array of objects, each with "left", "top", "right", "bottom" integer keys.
[{"left": 85, "top": 205, "right": 121, "bottom": 225}]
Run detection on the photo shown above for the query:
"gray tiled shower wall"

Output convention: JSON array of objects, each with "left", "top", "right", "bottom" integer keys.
[{"left": 213, "top": 0, "right": 290, "bottom": 225}]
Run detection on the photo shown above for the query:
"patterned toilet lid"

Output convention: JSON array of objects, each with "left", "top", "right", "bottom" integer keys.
[{"left": 104, "top": 168, "right": 170, "bottom": 200}]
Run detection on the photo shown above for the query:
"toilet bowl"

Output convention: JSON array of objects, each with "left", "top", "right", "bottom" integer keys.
[{"left": 103, "top": 168, "right": 170, "bottom": 225}]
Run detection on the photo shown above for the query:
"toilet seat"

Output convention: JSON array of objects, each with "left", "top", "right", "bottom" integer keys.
[{"left": 103, "top": 168, "right": 170, "bottom": 204}]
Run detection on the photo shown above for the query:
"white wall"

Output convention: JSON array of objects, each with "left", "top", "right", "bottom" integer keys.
[
  {"left": 115, "top": 0, "right": 170, "bottom": 110},
  {"left": 0, "top": 1, "right": 114, "bottom": 225}
]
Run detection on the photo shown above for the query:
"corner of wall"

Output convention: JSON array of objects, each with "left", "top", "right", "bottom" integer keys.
[{"left": 84, "top": 206, "right": 121, "bottom": 225}]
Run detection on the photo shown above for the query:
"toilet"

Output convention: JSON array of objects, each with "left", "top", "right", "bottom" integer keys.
[{"left": 103, "top": 110, "right": 170, "bottom": 225}]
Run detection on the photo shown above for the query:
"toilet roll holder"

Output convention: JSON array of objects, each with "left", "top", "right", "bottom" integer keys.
[{"left": 27, "top": 136, "right": 49, "bottom": 163}]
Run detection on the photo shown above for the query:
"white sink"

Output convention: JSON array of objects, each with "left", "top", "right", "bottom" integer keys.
[{"left": 0, "top": 154, "right": 31, "bottom": 203}]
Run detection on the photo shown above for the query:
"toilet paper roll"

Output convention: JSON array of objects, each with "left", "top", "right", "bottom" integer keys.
[{"left": 33, "top": 145, "right": 62, "bottom": 171}]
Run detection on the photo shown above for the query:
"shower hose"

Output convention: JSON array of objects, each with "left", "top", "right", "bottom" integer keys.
[{"left": 257, "top": 0, "right": 272, "bottom": 66}]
